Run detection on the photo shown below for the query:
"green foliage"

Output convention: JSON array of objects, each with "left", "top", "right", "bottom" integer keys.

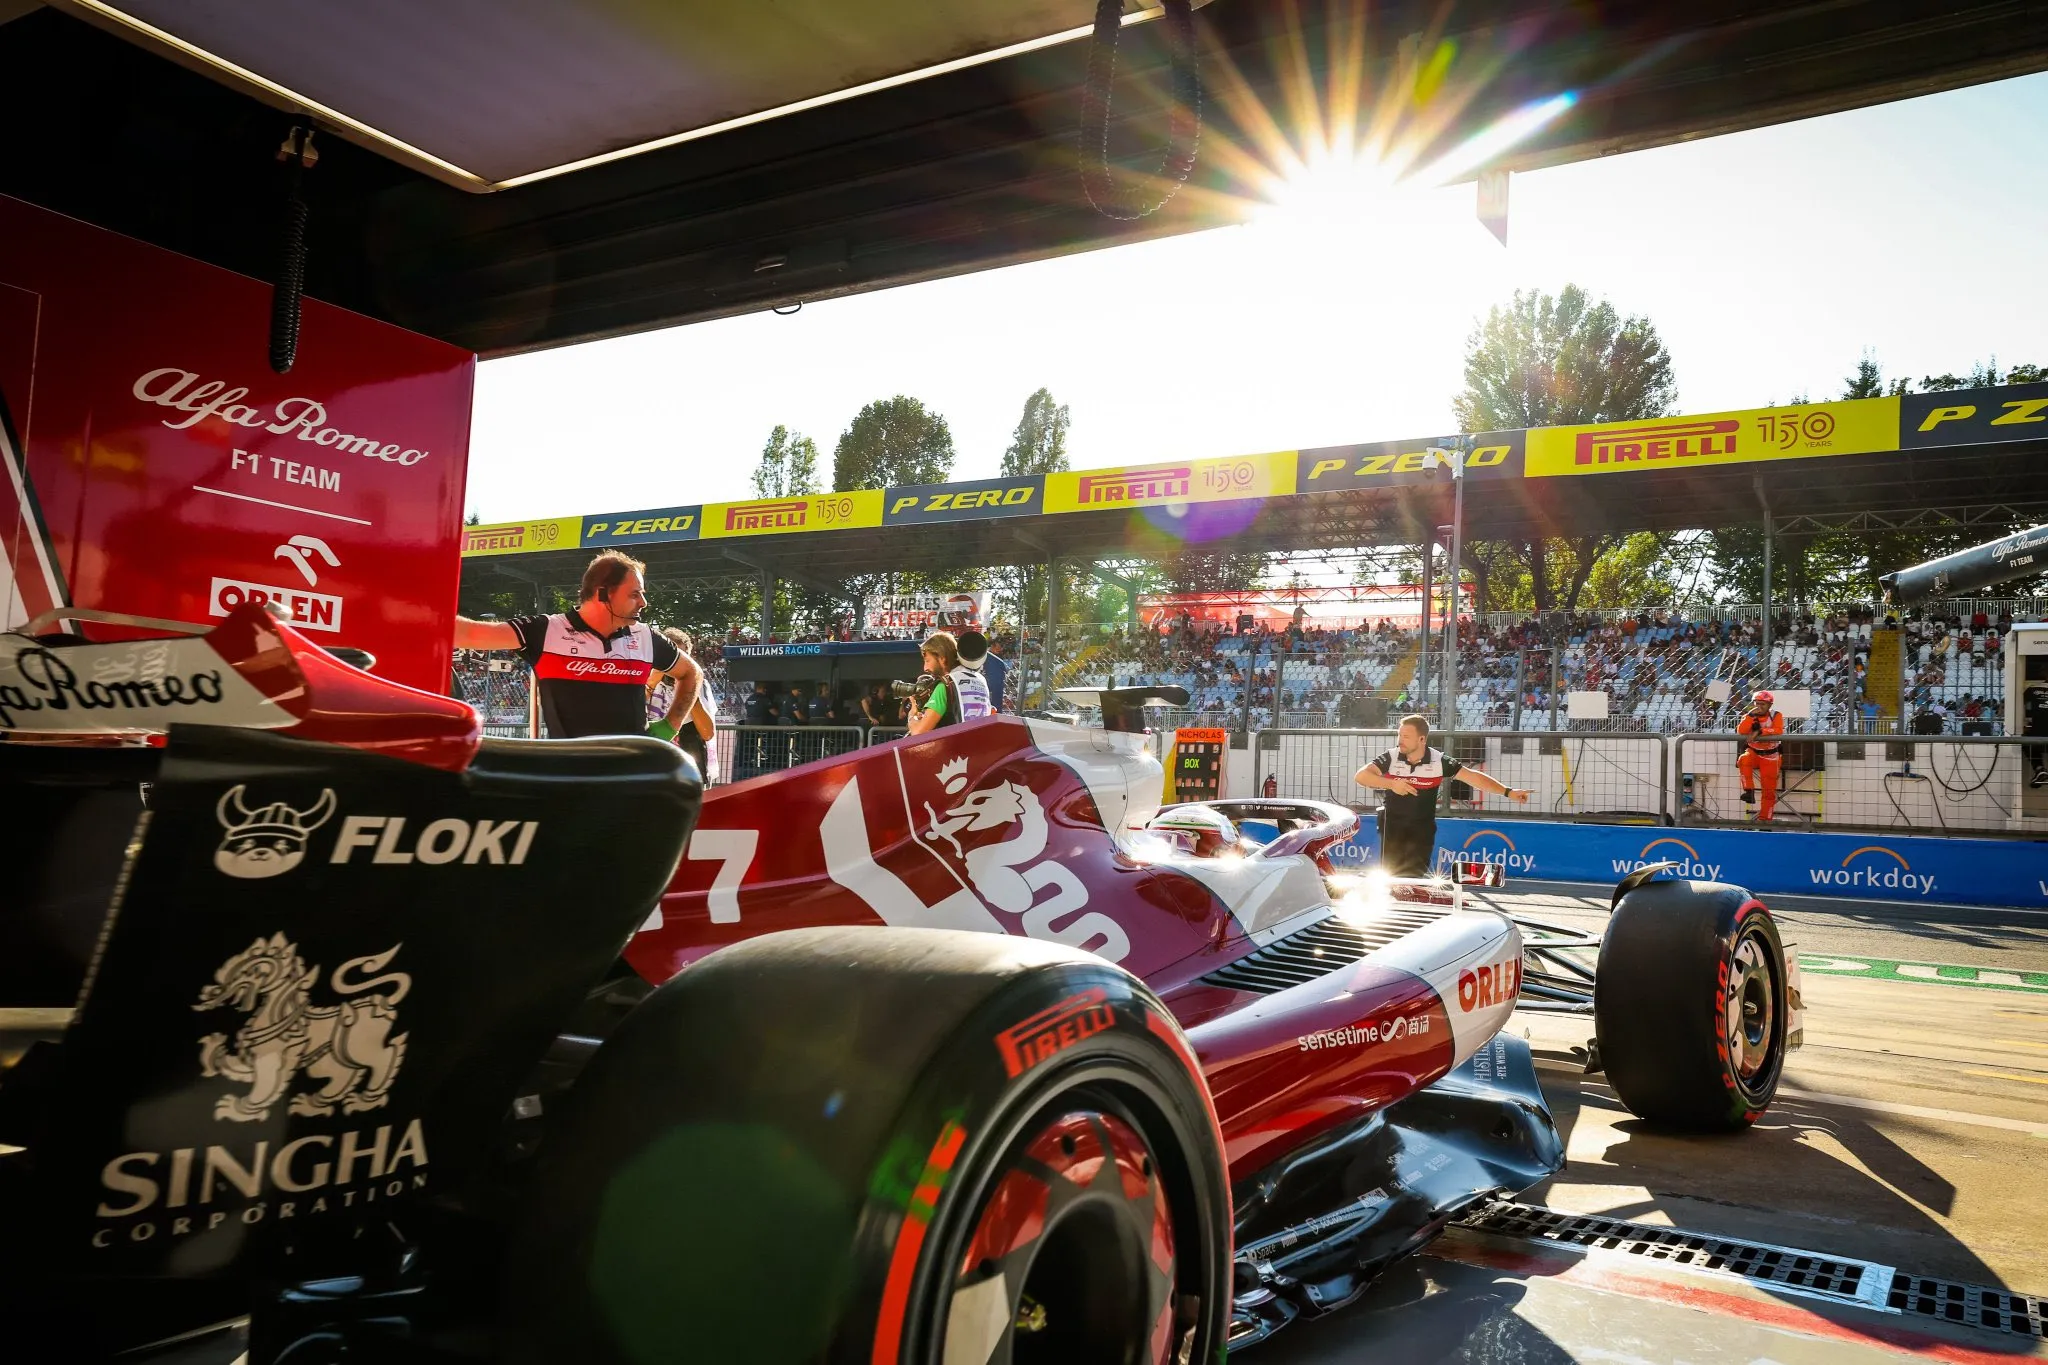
[
  {"left": 1454, "top": 285, "right": 1679, "bottom": 611},
  {"left": 751, "top": 425, "right": 820, "bottom": 498},
  {"left": 1158, "top": 549, "right": 1266, "bottom": 595},
  {"left": 832, "top": 396, "right": 956, "bottom": 492},
  {"left": 1002, "top": 388, "right": 1071, "bottom": 477}
]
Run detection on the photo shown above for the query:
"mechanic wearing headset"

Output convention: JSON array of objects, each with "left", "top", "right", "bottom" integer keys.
[
  {"left": 1354, "top": 713, "right": 1528, "bottom": 876},
  {"left": 907, "top": 630, "right": 993, "bottom": 734},
  {"left": 453, "top": 550, "right": 700, "bottom": 741},
  {"left": 1736, "top": 688, "right": 1786, "bottom": 820}
]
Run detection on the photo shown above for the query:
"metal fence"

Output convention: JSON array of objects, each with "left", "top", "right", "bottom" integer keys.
[
  {"left": 706, "top": 725, "right": 866, "bottom": 786},
  {"left": 452, "top": 662, "right": 537, "bottom": 738},
  {"left": 1672, "top": 732, "right": 2048, "bottom": 836},
  {"left": 1251, "top": 729, "right": 1673, "bottom": 824}
]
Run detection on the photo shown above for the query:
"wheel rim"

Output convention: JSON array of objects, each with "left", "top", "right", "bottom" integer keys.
[
  {"left": 943, "top": 1106, "right": 1176, "bottom": 1365},
  {"left": 1724, "top": 925, "right": 1779, "bottom": 1096}
]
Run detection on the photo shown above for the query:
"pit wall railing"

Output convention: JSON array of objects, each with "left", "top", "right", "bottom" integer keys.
[{"left": 1244, "top": 727, "right": 2048, "bottom": 839}]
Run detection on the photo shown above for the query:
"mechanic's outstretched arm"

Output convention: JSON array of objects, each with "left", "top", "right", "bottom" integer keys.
[
  {"left": 454, "top": 616, "right": 520, "bottom": 650},
  {"left": 1460, "top": 768, "right": 1530, "bottom": 803},
  {"left": 1354, "top": 764, "right": 1417, "bottom": 798}
]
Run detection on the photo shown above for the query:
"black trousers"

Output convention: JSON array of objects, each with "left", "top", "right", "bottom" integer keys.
[{"left": 1376, "top": 807, "right": 1436, "bottom": 877}]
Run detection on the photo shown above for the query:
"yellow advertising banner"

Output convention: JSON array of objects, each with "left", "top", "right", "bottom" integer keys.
[
  {"left": 460, "top": 516, "right": 582, "bottom": 558},
  {"left": 1043, "top": 451, "right": 1298, "bottom": 515},
  {"left": 1524, "top": 397, "right": 1900, "bottom": 477},
  {"left": 698, "top": 489, "right": 884, "bottom": 540}
]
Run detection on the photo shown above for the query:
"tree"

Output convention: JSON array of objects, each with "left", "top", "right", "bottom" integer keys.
[
  {"left": 1003, "top": 388, "right": 1071, "bottom": 477},
  {"left": 832, "top": 396, "right": 956, "bottom": 492},
  {"left": 1453, "top": 285, "right": 1679, "bottom": 611},
  {"left": 750, "top": 425, "right": 819, "bottom": 499}
]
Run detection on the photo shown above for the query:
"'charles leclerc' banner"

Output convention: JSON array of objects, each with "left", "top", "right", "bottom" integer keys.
[
  {"left": 1523, "top": 397, "right": 1900, "bottom": 477},
  {"left": 0, "top": 193, "right": 474, "bottom": 696},
  {"left": 863, "top": 591, "right": 990, "bottom": 637}
]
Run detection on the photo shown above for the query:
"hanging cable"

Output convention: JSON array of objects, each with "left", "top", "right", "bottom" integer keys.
[
  {"left": 270, "top": 125, "right": 318, "bottom": 374},
  {"left": 1079, "top": 0, "right": 1201, "bottom": 220}
]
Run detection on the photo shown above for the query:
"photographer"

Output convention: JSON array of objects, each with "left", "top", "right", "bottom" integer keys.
[{"left": 906, "top": 631, "right": 992, "bottom": 735}]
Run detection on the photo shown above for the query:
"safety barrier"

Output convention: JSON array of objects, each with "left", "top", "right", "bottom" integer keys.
[
  {"left": 1253, "top": 729, "right": 1671, "bottom": 823},
  {"left": 707, "top": 725, "right": 865, "bottom": 787},
  {"left": 1327, "top": 817, "right": 2048, "bottom": 911},
  {"left": 864, "top": 726, "right": 909, "bottom": 746},
  {"left": 1672, "top": 732, "right": 2048, "bottom": 836},
  {"left": 452, "top": 663, "right": 537, "bottom": 738}
]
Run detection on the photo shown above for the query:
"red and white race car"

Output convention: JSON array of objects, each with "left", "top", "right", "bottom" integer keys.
[{"left": 3, "top": 614, "right": 1799, "bottom": 1362}]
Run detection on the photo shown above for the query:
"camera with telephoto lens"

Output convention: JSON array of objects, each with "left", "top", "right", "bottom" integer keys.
[{"left": 891, "top": 673, "right": 937, "bottom": 705}]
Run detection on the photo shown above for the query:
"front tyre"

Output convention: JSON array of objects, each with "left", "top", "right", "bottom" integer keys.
[
  {"left": 501, "top": 927, "right": 1229, "bottom": 1365},
  {"left": 1595, "top": 880, "right": 1789, "bottom": 1131}
]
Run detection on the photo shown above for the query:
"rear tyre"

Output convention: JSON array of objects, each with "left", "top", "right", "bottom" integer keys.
[
  {"left": 501, "top": 927, "right": 1229, "bottom": 1365},
  {"left": 1594, "top": 880, "right": 1788, "bottom": 1131}
]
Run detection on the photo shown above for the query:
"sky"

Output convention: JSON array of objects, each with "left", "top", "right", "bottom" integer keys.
[{"left": 465, "top": 72, "right": 2048, "bottom": 524}]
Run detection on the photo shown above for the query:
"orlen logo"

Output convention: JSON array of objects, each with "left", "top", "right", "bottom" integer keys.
[
  {"left": 1457, "top": 956, "right": 1522, "bottom": 1012},
  {"left": 1610, "top": 837, "right": 1721, "bottom": 881},
  {"left": 995, "top": 988, "right": 1115, "bottom": 1077},
  {"left": 1575, "top": 419, "right": 1737, "bottom": 467},
  {"left": 208, "top": 577, "right": 343, "bottom": 633},
  {"left": 1444, "top": 829, "right": 1532, "bottom": 874},
  {"left": 332, "top": 816, "right": 539, "bottom": 866},
  {"left": 1809, "top": 845, "right": 1936, "bottom": 896},
  {"left": 726, "top": 499, "right": 808, "bottom": 532},
  {"left": 1076, "top": 467, "right": 1191, "bottom": 504}
]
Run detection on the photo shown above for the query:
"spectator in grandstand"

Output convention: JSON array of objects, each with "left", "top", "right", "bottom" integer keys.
[
  {"left": 1353, "top": 714, "right": 1528, "bottom": 876},
  {"left": 452, "top": 550, "right": 699, "bottom": 741}
]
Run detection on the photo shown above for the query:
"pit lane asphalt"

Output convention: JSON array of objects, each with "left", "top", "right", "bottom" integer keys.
[{"left": 1260, "top": 881, "right": 2048, "bottom": 1364}]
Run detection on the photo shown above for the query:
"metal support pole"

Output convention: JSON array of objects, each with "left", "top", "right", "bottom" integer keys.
[
  {"left": 1274, "top": 649, "right": 1287, "bottom": 727},
  {"left": 1417, "top": 536, "right": 1434, "bottom": 709},
  {"left": 1512, "top": 649, "right": 1526, "bottom": 731},
  {"left": 759, "top": 568, "right": 775, "bottom": 640},
  {"left": 1042, "top": 557, "right": 1059, "bottom": 709},
  {"left": 1446, "top": 470, "right": 1464, "bottom": 748},
  {"left": 1756, "top": 477, "right": 1774, "bottom": 663},
  {"left": 1549, "top": 649, "right": 1560, "bottom": 731}
]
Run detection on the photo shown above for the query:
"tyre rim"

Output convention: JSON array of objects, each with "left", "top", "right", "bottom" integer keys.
[
  {"left": 944, "top": 1107, "right": 1176, "bottom": 1365},
  {"left": 1725, "top": 927, "right": 1778, "bottom": 1092}
]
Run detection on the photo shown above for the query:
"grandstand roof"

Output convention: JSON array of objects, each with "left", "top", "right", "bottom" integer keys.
[{"left": 460, "top": 383, "right": 2048, "bottom": 605}]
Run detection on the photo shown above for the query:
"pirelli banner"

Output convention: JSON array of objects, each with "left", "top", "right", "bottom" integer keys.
[
  {"left": 1042, "top": 451, "right": 1296, "bottom": 513},
  {"left": 461, "top": 516, "right": 581, "bottom": 558},
  {"left": 1523, "top": 398, "right": 1899, "bottom": 477}
]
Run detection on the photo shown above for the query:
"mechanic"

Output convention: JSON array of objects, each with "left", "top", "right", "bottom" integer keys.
[
  {"left": 907, "top": 631, "right": 993, "bottom": 734},
  {"left": 1353, "top": 714, "right": 1528, "bottom": 876},
  {"left": 646, "top": 627, "right": 717, "bottom": 780},
  {"left": 453, "top": 551, "right": 699, "bottom": 741},
  {"left": 955, "top": 629, "right": 1007, "bottom": 714},
  {"left": 1735, "top": 689, "right": 1786, "bottom": 820}
]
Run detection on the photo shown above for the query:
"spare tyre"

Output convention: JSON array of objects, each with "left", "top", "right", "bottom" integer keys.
[
  {"left": 1594, "top": 876, "right": 1789, "bottom": 1131},
  {"left": 501, "top": 926, "right": 1230, "bottom": 1365}
]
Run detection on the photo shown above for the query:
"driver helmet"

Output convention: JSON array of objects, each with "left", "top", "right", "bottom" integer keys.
[
  {"left": 1751, "top": 689, "right": 1775, "bottom": 710},
  {"left": 1146, "top": 805, "right": 1241, "bottom": 858}
]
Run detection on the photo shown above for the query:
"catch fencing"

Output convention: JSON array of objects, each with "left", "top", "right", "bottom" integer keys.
[
  {"left": 1672, "top": 732, "right": 2048, "bottom": 836},
  {"left": 709, "top": 725, "right": 866, "bottom": 785},
  {"left": 452, "top": 662, "right": 537, "bottom": 739},
  {"left": 1252, "top": 729, "right": 1672, "bottom": 824}
]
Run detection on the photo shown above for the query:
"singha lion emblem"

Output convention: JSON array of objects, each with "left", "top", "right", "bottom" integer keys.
[{"left": 194, "top": 933, "right": 409, "bottom": 1123}]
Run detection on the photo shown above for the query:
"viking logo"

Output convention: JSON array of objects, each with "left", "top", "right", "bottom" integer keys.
[
  {"left": 213, "top": 785, "right": 336, "bottom": 879},
  {"left": 195, "top": 934, "right": 409, "bottom": 1122}
]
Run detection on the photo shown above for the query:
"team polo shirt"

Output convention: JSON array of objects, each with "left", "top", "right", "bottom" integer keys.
[
  {"left": 1368, "top": 745, "right": 1464, "bottom": 874},
  {"left": 509, "top": 612, "right": 679, "bottom": 739}
]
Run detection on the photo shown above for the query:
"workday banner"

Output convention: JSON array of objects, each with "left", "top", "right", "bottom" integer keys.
[{"left": 1325, "top": 819, "right": 2048, "bottom": 909}]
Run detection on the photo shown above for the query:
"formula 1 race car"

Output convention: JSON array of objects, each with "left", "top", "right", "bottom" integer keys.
[{"left": 0, "top": 609, "right": 1800, "bottom": 1363}]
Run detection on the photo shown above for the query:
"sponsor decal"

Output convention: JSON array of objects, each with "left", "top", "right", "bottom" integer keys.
[
  {"left": 1456, "top": 956, "right": 1522, "bottom": 1012},
  {"left": 208, "top": 575, "right": 344, "bottom": 632},
  {"left": 1807, "top": 845, "right": 1935, "bottom": 896},
  {"left": 331, "top": 815, "right": 540, "bottom": 866},
  {"left": 132, "top": 367, "right": 432, "bottom": 465},
  {"left": 273, "top": 534, "right": 339, "bottom": 587},
  {"left": 1043, "top": 452, "right": 1296, "bottom": 514},
  {"left": 583, "top": 505, "right": 702, "bottom": 544},
  {"left": 730, "top": 643, "right": 824, "bottom": 657},
  {"left": 1296, "top": 1012, "right": 1430, "bottom": 1051},
  {"left": 1442, "top": 828, "right": 1534, "bottom": 875},
  {"left": 0, "top": 636, "right": 241, "bottom": 731},
  {"left": 1298, "top": 433, "right": 1521, "bottom": 491},
  {"left": 460, "top": 517, "right": 581, "bottom": 558},
  {"left": 1901, "top": 381, "right": 2048, "bottom": 449},
  {"left": 214, "top": 786, "right": 337, "bottom": 879},
  {"left": 1609, "top": 836, "right": 1721, "bottom": 882},
  {"left": 1525, "top": 398, "right": 1899, "bottom": 477},
  {"left": 92, "top": 934, "right": 427, "bottom": 1249},
  {"left": 701, "top": 490, "right": 881, "bottom": 539},
  {"left": 995, "top": 988, "right": 1116, "bottom": 1077},
  {"left": 883, "top": 477, "right": 1043, "bottom": 524},
  {"left": 229, "top": 448, "right": 342, "bottom": 492},
  {"left": 533, "top": 653, "right": 652, "bottom": 684}
]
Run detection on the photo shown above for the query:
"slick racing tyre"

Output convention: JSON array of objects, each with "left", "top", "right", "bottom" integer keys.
[
  {"left": 501, "top": 927, "right": 1230, "bottom": 1365},
  {"left": 1594, "top": 880, "right": 1789, "bottom": 1132}
]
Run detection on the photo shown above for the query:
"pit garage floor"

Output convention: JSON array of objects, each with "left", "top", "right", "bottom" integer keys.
[
  {"left": 8, "top": 886, "right": 2044, "bottom": 1363},
  {"left": 1262, "top": 884, "right": 2048, "bottom": 1364}
]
